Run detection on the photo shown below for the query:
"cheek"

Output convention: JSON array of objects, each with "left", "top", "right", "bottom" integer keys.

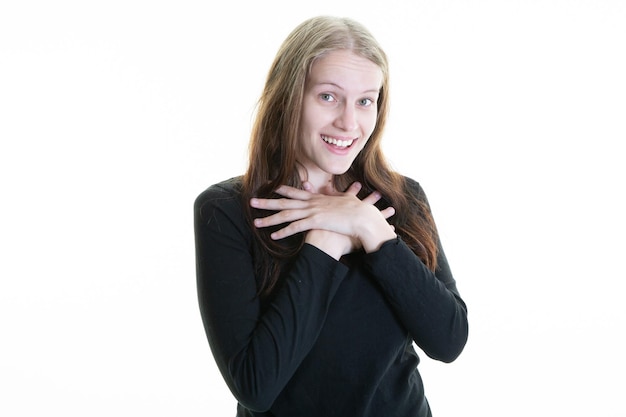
[
  {"left": 356, "top": 139, "right": 369, "bottom": 154},
  {"left": 363, "top": 112, "right": 378, "bottom": 136},
  {"left": 302, "top": 108, "right": 327, "bottom": 134}
]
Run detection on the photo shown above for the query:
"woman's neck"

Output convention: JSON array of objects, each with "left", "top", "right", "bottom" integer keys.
[{"left": 297, "top": 165, "right": 334, "bottom": 193}]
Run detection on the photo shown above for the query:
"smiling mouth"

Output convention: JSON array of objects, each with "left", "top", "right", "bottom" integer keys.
[{"left": 321, "top": 135, "right": 355, "bottom": 148}]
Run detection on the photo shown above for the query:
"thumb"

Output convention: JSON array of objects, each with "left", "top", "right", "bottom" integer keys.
[{"left": 302, "top": 181, "right": 315, "bottom": 193}]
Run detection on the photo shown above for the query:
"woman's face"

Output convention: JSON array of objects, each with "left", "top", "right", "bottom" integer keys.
[{"left": 297, "top": 49, "right": 383, "bottom": 186}]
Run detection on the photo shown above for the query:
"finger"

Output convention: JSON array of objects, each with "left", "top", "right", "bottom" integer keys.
[
  {"left": 344, "top": 182, "right": 362, "bottom": 196},
  {"left": 274, "top": 185, "right": 312, "bottom": 200},
  {"left": 361, "top": 190, "right": 383, "bottom": 205},
  {"left": 253, "top": 208, "right": 310, "bottom": 228},
  {"left": 250, "top": 197, "right": 309, "bottom": 211},
  {"left": 269, "top": 219, "right": 312, "bottom": 240},
  {"left": 380, "top": 206, "right": 396, "bottom": 219}
]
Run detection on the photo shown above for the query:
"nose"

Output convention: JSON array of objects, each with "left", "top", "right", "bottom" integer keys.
[{"left": 334, "top": 103, "right": 358, "bottom": 132}]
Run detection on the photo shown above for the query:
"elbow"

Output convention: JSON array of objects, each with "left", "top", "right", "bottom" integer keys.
[
  {"left": 423, "top": 309, "right": 469, "bottom": 363},
  {"left": 233, "top": 392, "right": 275, "bottom": 413},
  {"left": 426, "top": 330, "right": 468, "bottom": 363},
  {"left": 223, "top": 375, "right": 279, "bottom": 413},
  {"left": 436, "top": 333, "right": 468, "bottom": 363},
  {"left": 223, "top": 379, "right": 277, "bottom": 412},
  {"left": 225, "top": 361, "right": 282, "bottom": 413}
]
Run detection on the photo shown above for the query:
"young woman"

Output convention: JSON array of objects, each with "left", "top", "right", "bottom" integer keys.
[{"left": 194, "top": 16, "right": 468, "bottom": 417}]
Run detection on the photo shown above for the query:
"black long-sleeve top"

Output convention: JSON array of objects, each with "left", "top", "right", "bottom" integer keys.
[{"left": 194, "top": 176, "right": 468, "bottom": 417}]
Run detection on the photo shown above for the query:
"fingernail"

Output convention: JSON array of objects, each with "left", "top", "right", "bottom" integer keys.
[{"left": 250, "top": 198, "right": 258, "bottom": 206}]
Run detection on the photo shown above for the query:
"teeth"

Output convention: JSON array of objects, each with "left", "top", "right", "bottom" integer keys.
[{"left": 322, "top": 135, "right": 354, "bottom": 148}]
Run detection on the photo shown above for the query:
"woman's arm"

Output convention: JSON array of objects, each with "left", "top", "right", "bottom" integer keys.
[
  {"left": 364, "top": 237, "right": 468, "bottom": 362},
  {"left": 363, "top": 180, "right": 468, "bottom": 362},
  {"left": 194, "top": 182, "right": 348, "bottom": 412}
]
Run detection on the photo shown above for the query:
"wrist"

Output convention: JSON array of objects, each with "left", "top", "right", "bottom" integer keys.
[
  {"left": 304, "top": 230, "right": 348, "bottom": 260},
  {"left": 357, "top": 208, "right": 397, "bottom": 253},
  {"left": 361, "top": 228, "right": 397, "bottom": 253}
]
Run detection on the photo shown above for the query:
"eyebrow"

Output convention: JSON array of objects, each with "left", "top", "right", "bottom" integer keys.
[{"left": 315, "top": 82, "right": 380, "bottom": 95}]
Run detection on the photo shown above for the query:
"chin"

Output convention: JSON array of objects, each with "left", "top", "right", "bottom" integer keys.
[{"left": 324, "top": 163, "right": 353, "bottom": 176}]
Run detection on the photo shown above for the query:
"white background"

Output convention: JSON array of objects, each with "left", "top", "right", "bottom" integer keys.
[{"left": 1, "top": 0, "right": 625, "bottom": 415}]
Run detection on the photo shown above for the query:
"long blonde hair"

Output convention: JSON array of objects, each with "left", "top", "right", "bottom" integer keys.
[{"left": 242, "top": 16, "right": 438, "bottom": 296}]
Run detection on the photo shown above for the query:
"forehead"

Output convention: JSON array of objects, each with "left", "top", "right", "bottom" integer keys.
[{"left": 307, "top": 50, "right": 383, "bottom": 90}]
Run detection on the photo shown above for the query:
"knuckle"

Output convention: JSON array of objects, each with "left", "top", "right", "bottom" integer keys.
[
  {"left": 290, "top": 222, "right": 303, "bottom": 234},
  {"left": 276, "top": 209, "right": 292, "bottom": 222},
  {"left": 277, "top": 199, "right": 289, "bottom": 210}
]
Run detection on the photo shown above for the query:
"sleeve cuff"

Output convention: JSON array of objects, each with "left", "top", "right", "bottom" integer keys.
[{"left": 300, "top": 243, "right": 350, "bottom": 279}]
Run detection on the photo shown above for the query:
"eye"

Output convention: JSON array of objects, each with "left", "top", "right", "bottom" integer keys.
[
  {"left": 319, "top": 93, "right": 336, "bottom": 102},
  {"left": 358, "top": 98, "right": 374, "bottom": 107}
]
